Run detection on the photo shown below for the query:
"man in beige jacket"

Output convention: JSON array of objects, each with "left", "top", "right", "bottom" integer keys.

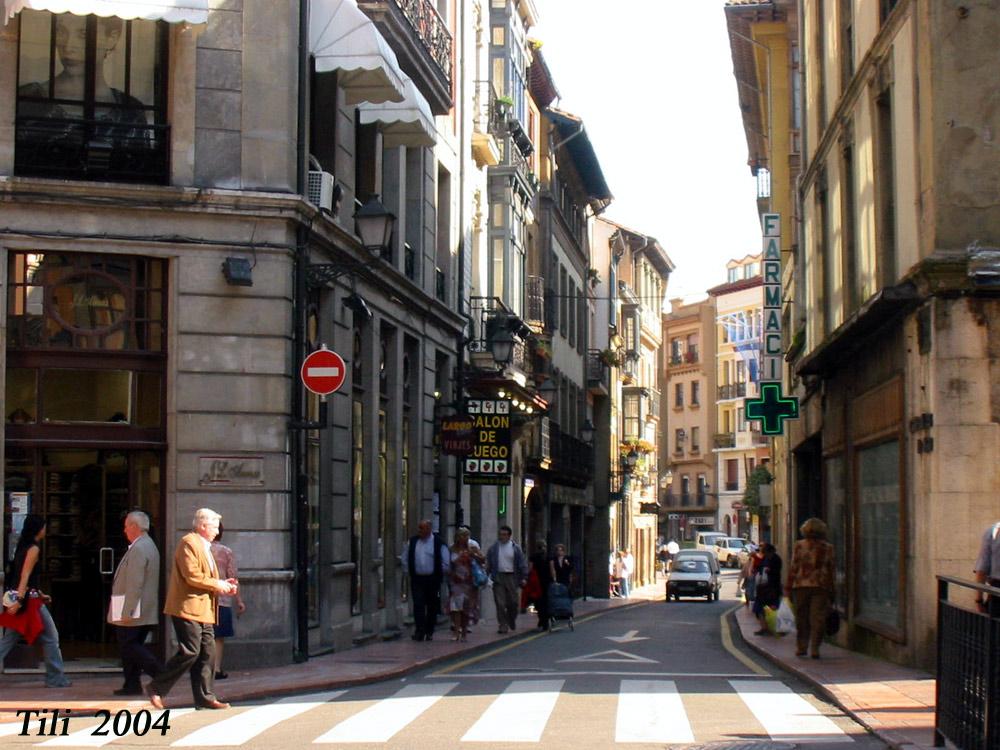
[
  {"left": 107, "top": 510, "right": 162, "bottom": 696},
  {"left": 146, "top": 509, "right": 238, "bottom": 710}
]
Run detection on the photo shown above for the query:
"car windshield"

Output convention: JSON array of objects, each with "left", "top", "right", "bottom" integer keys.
[
  {"left": 675, "top": 560, "right": 709, "bottom": 573},
  {"left": 727, "top": 539, "right": 745, "bottom": 548}
]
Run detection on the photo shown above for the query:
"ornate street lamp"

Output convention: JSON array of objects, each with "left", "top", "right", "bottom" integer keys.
[
  {"left": 581, "top": 419, "right": 595, "bottom": 444},
  {"left": 488, "top": 325, "right": 515, "bottom": 366},
  {"left": 354, "top": 194, "right": 396, "bottom": 255}
]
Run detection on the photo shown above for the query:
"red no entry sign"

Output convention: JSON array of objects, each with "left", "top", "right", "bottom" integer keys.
[{"left": 300, "top": 346, "right": 346, "bottom": 396}]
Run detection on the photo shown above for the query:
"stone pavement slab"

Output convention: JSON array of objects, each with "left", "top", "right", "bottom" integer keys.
[
  {"left": 0, "top": 583, "right": 660, "bottom": 724},
  {"left": 733, "top": 604, "right": 936, "bottom": 750}
]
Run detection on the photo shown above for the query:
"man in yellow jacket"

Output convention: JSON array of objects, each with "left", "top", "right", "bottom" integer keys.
[{"left": 146, "top": 508, "right": 238, "bottom": 710}]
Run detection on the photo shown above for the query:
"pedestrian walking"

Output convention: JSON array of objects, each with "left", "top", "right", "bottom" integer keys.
[
  {"left": 446, "top": 528, "right": 484, "bottom": 641},
  {"left": 739, "top": 546, "right": 764, "bottom": 609},
  {"left": 210, "top": 523, "right": 245, "bottom": 680},
  {"left": 621, "top": 549, "right": 635, "bottom": 598},
  {"left": 666, "top": 540, "right": 680, "bottom": 571},
  {"left": 610, "top": 551, "right": 624, "bottom": 597},
  {"left": 752, "top": 543, "right": 783, "bottom": 636},
  {"left": 485, "top": 525, "right": 528, "bottom": 634},
  {"left": 0, "top": 514, "right": 72, "bottom": 688},
  {"left": 146, "top": 508, "right": 238, "bottom": 710},
  {"left": 785, "top": 518, "right": 836, "bottom": 658},
  {"left": 107, "top": 510, "right": 162, "bottom": 696},
  {"left": 974, "top": 519, "right": 1000, "bottom": 614},
  {"left": 529, "top": 541, "right": 552, "bottom": 629},
  {"left": 402, "top": 520, "right": 450, "bottom": 642},
  {"left": 549, "top": 544, "right": 574, "bottom": 589}
]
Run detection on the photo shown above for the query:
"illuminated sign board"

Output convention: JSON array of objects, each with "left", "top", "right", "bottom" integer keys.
[{"left": 463, "top": 399, "right": 512, "bottom": 485}]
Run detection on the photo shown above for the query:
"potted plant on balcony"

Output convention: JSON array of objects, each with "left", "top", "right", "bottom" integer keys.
[
  {"left": 587, "top": 268, "right": 601, "bottom": 288},
  {"left": 495, "top": 94, "right": 513, "bottom": 120},
  {"left": 597, "top": 348, "right": 620, "bottom": 368}
]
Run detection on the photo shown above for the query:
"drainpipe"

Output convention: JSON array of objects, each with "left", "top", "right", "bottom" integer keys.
[
  {"left": 453, "top": 0, "right": 467, "bottom": 532},
  {"left": 292, "top": 0, "right": 311, "bottom": 664}
]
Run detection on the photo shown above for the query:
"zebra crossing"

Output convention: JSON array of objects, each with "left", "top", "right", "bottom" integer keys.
[{"left": 5, "top": 678, "right": 855, "bottom": 747}]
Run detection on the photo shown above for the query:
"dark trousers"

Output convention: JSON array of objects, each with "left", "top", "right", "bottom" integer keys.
[
  {"left": 410, "top": 574, "right": 441, "bottom": 637},
  {"left": 148, "top": 617, "right": 217, "bottom": 706},
  {"left": 116, "top": 625, "right": 162, "bottom": 690},
  {"left": 792, "top": 587, "right": 831, "bottom": 656}
]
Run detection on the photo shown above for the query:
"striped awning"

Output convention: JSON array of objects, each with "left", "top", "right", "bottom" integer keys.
[{"left": 4, "top": 0, "right": 208, "bottom": 23}]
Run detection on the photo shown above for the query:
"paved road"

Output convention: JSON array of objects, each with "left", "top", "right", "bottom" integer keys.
[{"left": 4, "top": 571, "right": 887, "bottom": 749}]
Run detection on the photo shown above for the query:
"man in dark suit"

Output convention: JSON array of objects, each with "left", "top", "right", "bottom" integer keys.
[
  {"left": 402, "top": 520, "right": 450, "bottom": 641},
  {"left": 146, "top": 508, "right": 238, "bottom": 710},
  {"left": 108, "top": 510, "right": 163, "bottom": 696}
]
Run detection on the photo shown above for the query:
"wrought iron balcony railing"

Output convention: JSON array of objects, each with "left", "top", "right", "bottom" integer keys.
[
  {"left": 717, "top": 383, "right": 747, "bottom": 400},
  {"left": 394, "top": 0, "right": 452, "bottom": 86},
  {"left": 587, "top": 350, "right": 611, "bottom": 394},
  {"left": 713, "top": 432, "right": 736, "bottom": 449},
  {"left": 15, "top": 117, "right": 170, "bottom": 184}
]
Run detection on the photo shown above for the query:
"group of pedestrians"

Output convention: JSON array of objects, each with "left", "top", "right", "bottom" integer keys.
[
  {"left": 738, "top": 519, "right": 836, "bottom": 659},
  {"left": 1, "top": 508, "right": 244, "bottom": 708},
  {"left": 609, "top": 549, "right": 634, "bottom": 597},
  {"left": 403, "top": 521, "right": 574, "bottom": 639}
]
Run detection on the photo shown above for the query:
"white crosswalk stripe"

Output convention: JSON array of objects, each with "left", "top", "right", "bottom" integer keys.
[
  {"left": 461, "top": 679, "right": 563, "bottom": 743},
  {"left": 615, "top": 680, "right": 695, "bottom": 744},
  {"left": 0, "top": 719, "right": 43, "bottom": 738},
  {"left": 730, "top": 680, "right": 853, "bottom": 743},
  {"left": 172, "top": 692, "right": 343, "bottom": 746},
  {"left": 38, "top": 710, "right": 192, "bottom": 747},
  {"left": 312, "top": 682, "right": 458, "bottom": 744}
]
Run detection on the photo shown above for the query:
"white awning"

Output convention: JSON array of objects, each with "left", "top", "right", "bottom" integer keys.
[
  {"left": 4, "top": 0, "right": 208, "bottom": 23},
  {"left": 358, "top": 74, "right": 435, "bottom": 148},
  {"left": 310, "top": 0, "right": 405, "bottom": 106}
]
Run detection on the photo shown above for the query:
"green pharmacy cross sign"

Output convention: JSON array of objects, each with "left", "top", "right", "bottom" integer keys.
[{"left": 745, "top": 383, "right": 800, "bottom": 436}]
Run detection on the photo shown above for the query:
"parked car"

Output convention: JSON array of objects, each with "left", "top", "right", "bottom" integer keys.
[
  {"left": 666, "top": 557, "right": 721, "bottom": 602},
  {"left": 695, "top": 531, "right": 728, "bottom": 553},
  {"left": 672, "top": 549, "right": 720, "bottom": 575},
  {"left": 713, "top": 537, "right": 750, "bottom": 568}
]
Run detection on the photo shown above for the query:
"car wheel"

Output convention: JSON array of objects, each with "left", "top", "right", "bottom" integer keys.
[
  {"left": 674, "top": 594, "right": 681, "bottom": 602},
  {"left": 713, "top": 590, "right": 720, "bottom": 601},
  {"left": 705, "top": 593, "right": 712, "bottom": 601}
]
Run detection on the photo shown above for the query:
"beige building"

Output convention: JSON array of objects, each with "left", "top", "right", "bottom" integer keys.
[
  {"left": 1, "top": 0, "right": 470, "bottom": 668},
  {"left": 729, "top": 0, "right": 1000, "bottom": 669},
  {"left": 708, "top": 256, "right": 770, "bottom": 539},
  {"left": 661, "top": 296, "right": 716, "bottom": 542}
]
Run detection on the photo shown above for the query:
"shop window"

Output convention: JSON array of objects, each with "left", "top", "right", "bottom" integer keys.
[
  {"left": 42, "top": 369, "right": 130, "bottom": 423},
  {"left": 16, "top": 11, "right": 169, "bottom": 184},
  {"left": 825, "top": 454, "right": 848, "bottom": 613},
  {"left": 857, "top": 440, "right": 901, "bottom": 631},
  {"left": 7, "top": 252, "right": 165, "bottom": 352},
  {"left": 6, "top": 368, "right": 37, "bottom": 423}
]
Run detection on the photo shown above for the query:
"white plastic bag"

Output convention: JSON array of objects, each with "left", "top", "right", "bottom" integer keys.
[{"left": 775, "top": 599, "right": 795, "bottom": 635}]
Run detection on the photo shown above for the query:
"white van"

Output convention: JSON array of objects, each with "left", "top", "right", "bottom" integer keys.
[{"left": 695, "top": 531, "right": 727, "bottom": 554}]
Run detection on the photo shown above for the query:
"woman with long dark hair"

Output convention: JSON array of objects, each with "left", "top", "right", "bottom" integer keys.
[{"left": 1, "top": 514, "right": 71, "bottom": 687}]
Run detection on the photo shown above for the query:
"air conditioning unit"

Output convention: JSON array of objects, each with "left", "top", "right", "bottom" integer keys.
[{"left": 307, "top": 170, "right": 337, "bottom": 212}]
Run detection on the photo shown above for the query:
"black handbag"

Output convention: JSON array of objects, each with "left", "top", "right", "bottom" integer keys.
[{"left": 825, "top": 607, "right": 841, "bottom": 636}]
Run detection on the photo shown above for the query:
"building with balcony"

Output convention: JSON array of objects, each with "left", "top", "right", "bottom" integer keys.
[
  {"left": 661, "top": 296, "right": 717, "bottom": 542},
  {"left": 708, "top": 255, "right": 770, "bottom": 539},
  {"left": 592, "top": 218, "right": 673, "bottom": 591},
  {"left": 728, "top": 0, "right": 1000, "bottom": 670},
  {"left": 0, "top": 0, "right": 471, "bottom": 669}
]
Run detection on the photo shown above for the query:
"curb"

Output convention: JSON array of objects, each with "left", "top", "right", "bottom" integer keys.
[{"left": 726, "top": 610, "right": 930, "bottom": 750}]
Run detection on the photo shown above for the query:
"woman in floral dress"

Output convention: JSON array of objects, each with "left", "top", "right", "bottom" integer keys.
[{"left": 447, "top": 528, "right": 485, "bottom": 641}]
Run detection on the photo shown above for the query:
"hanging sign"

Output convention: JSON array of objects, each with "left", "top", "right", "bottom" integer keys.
[
  {"left": 463, "top": 399, "right": 512, "bottom": 485},
  {"left": 745, "top": 213, "right": 799, "bottom": 435},
  {"left": 440, "top": 413, "right": 476, "bottom": 456}
]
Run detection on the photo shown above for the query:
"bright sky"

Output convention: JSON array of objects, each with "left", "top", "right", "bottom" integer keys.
[{"left": 533, "top": 0, "right": 762, "bottom": 302}]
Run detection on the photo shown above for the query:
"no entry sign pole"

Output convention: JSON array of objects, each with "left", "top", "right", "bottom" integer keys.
[{"left": 300, "top": 344, "right": 347, "bottom": 400}]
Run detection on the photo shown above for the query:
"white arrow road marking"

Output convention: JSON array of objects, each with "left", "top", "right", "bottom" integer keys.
[
  {"left": 172, "top": 692, "right": 343, "bottom": 746},
  {"left": 558, "top": 649, "right": 658, "bottom": 664},
  {"left": 605, "top": 630, "right": 649, "bottom": 643},
  {"left": 313, "top": 682, "right": 457, "bottom": 743},
  {"left": 39, "top": 709, "right": 193, "bottom": 747},
  {"left": 306, "top": 367, "right": 340, "bottom": 378},
  {"left": 615, "top": 680, "right": 695, "bottom": 744},
  {"left": 461, "top": 680, "right": 563, "bottom": 743},
  {"left": 731, "top": 680, "right": 853, "bottom": 743}
]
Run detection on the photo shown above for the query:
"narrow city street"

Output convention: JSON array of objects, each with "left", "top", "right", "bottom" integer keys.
[{"left": 3, "top": 573, "right": 886, "bottom": 749}]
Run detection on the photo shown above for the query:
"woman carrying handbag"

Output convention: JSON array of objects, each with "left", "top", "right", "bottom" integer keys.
[
  {"left": 0, "top": 515, "right": 72, "bottom": 687},
  {"left": 785, "top": 517, "right": 836, "bottom": 659}
]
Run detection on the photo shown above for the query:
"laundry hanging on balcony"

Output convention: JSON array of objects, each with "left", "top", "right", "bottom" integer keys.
[
  {"left": 4, "top": 0, "right": 208, "bottom": 23},
  {"left": 358, "top": 75, "right": 435, "bottom": 148},
  {"left": 310, "top": 0, "right": 406, "bottom": 105}
]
